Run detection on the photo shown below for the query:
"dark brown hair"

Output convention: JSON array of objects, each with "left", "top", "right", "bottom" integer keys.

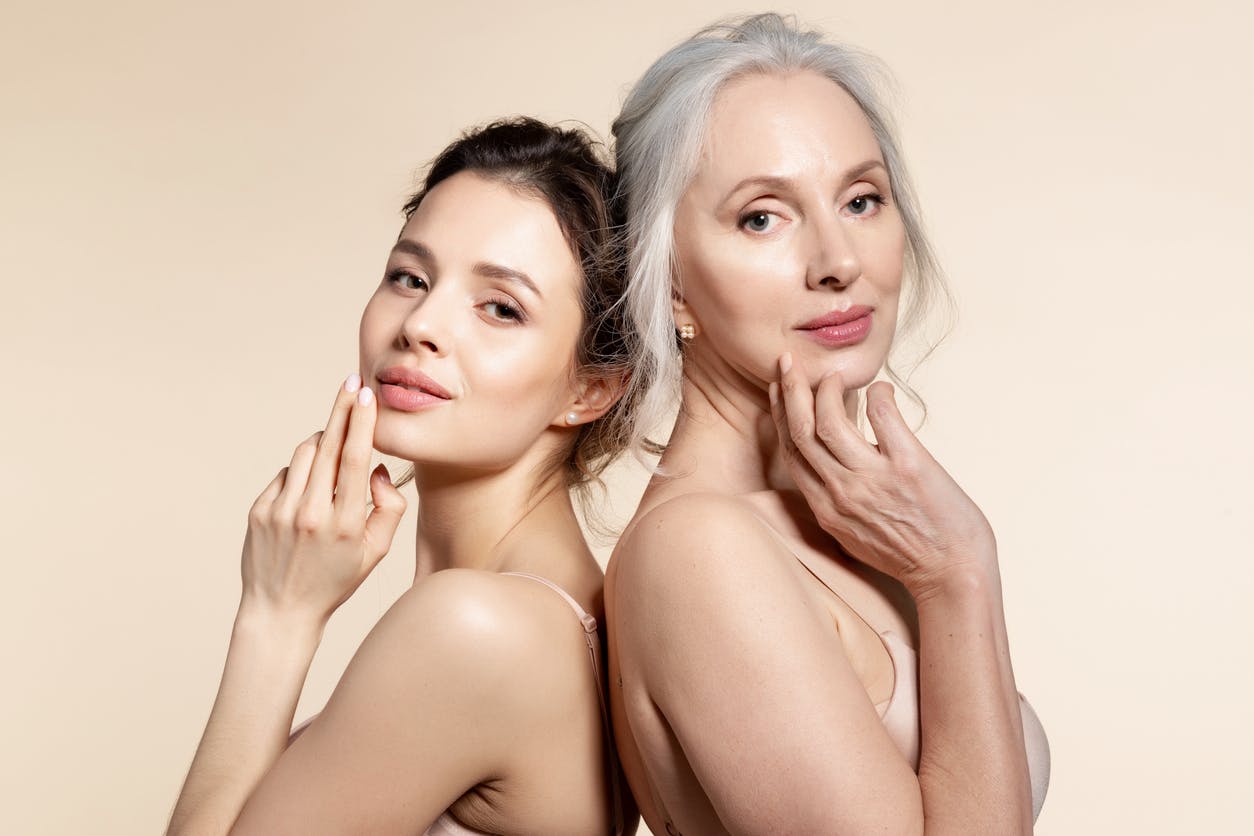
[{"left": 396, "top": 118, "right": 636, "bottom": 493}]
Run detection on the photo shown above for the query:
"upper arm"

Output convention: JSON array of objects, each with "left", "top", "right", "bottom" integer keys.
[
  {"left": 231, "top": 570, "right": 552, "bottom": 835},
  {"left": 615, "top": 494, "right": 923, "bottom": 835}
]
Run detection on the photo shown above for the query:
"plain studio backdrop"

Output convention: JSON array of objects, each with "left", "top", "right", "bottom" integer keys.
[{"left": 3, "top": 1, "right": 1250, "bottom": 833}]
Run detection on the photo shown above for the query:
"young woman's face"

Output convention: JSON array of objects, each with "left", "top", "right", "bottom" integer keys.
[
  {"left": 359, "top": 171, "right": 586, "bottom": 471},
  {"left": 674, "top": 70, "right": 906, "bottom": 391}
]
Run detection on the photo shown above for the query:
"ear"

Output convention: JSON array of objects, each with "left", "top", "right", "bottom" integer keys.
[
  {"left": 671, "top": 281, "right": 688, "bottom": 321},
  {"left": 552, "top": 370, "right": 628, "bottom": 428},
  {"left": 672, "top": 281, "right": 701, "bottom": 336}
]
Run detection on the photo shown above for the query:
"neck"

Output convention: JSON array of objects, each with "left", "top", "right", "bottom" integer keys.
[
  {"left": 408, "top": 457, "right": 574, "bottom": 580},
  {"left": 662, "top": 347, "right": 861, "bottom": 495}
]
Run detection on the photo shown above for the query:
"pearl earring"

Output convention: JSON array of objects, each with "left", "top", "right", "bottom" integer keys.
[
  {"left": 566, "top": 412, "right": 579, "bottom": 426},
  {"left": 679, "top": 323, "right": 697, "bottom": 341}
]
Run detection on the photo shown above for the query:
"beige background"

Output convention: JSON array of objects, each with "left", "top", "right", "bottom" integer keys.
[{"left": 3, "top": 1, "right": 1251, "bottom": 833}]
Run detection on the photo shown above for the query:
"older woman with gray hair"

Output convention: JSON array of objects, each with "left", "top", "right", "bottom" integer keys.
[{"left": 605, "top": 14, "right": 1050, "bottom": 835}]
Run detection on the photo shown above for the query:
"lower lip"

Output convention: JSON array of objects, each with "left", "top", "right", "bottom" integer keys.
[
  {"left": 379, "top": 383, "right": 449, "bottom": 412},
  {"left": 801, "top": 313, "right": 873, "bottom": 347}
]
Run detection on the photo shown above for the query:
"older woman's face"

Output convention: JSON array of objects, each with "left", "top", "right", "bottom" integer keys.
[{"left": 674, "top": 70, "right": 906, "bottom": 391}]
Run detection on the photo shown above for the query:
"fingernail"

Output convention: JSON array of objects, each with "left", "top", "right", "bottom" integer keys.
[
  {"left": 768, "top": 382, "right": 778, "bottom": 406},
  {"left": 345, "top": 373, "right": 362, "bottom": 393},
  {"left": 357, "top": 386, "right": 374, "bottom": 406},
  {"left": 779, "top": 353, "right": 792, "bottom": 374}
]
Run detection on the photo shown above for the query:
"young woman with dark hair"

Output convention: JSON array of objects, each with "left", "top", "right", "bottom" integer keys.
[{"left": 168, "top": 118, "right": 636, "bottom": 836}]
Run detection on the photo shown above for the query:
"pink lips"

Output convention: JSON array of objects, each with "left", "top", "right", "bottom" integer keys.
[
  {"left": 376, "top": 366, "right": 452, "bottom": 412},
  {"left": 797, "top": 305, "right": 874, "bottom": 347}
]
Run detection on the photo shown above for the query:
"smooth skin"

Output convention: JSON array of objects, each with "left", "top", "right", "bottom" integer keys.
[
  {"left": 169, "top": 172, "right": 626, "bottom": 835},
  {"left": 607, "top": 71, "right": 1040, "bottom": 835}
]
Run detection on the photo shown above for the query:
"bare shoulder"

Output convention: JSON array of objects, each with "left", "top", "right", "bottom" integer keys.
[
  {"left": 234, "top": 569, "right": 600, "bottom": 833},
  {"left": 345, "top": 568, "right": 591, "bottom": 718},
  {"left": 614, "top": 491, "right": 797, "bottom": 598},
  {"left": 609, "top": 491, "right": 812, "bottom": 681}
]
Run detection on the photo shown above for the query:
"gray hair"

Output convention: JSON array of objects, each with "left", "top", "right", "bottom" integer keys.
[{"left": 612, "top": 12, "right": 952, "bottom": 455}]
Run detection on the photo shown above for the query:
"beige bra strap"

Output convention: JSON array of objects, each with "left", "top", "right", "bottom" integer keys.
[{"left": 501, "top": 572, "right": 626, "bottom": 836}]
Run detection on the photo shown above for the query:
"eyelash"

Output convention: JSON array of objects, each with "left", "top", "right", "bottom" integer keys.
[
  {"left": 846, "top": 192, "right": 888, "bottom": 215},
  {"left": 482, "top": 296, "right": 526, "bottom": 324},
  {"left": 737, "top": 191, "right": 890, "bottom": 232},
  {"left": 387, "top": 269, "right": 428, "bottom": 291},
  {"left": 385, "top": 270, "right": 526, "bottom": 324}
]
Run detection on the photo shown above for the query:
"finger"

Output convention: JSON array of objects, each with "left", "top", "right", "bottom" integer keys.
[
  {"left": 306, "top": 374, "right": 362, "bottom": 501},
  {"left": 363, "top": 464, "right": 407, "bottom": 566},
  {"left": 864, "top": 381, "right": 918, "bottom": 459},
  {"left": 273, "top": 432, "right": 321, "bottom": 516},
  {"left": 768, "top": 380, "right": 802, "bottom": 465},
  {"left": 250, "top": 467, "right": 288, "bottom": 520},
  {"left": 770, "top": 380, "right": 844, "bottom": 518},
  {"left": 334, "top": 385, "right": 377, "bottom": 514},
  {"left": 777, "top": 352, "right": 847, "bottom": 480},
  {"left": 813, "top": 369, "right": 875, "bottom": 468}
]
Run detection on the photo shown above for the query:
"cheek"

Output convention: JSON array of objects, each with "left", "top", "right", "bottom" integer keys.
[
  {"left": 357, "top": 293, "right": 390, "bottom": 363},
  {"left": 679, "top": 236, "right": 803, "bottom": 326},
  {"left": 865, "top": 217, "right": 907, "bottom": 294},
  {"left": 465, "top": 328, "right": 578, "bottom": 422}
]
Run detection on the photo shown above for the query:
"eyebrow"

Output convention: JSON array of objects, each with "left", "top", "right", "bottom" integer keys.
[
  {"left": 391, "top": 239, "right": 542, "bottom": 299},
  {"left": 721, "top": 160, "right": 888, "bottom": 204},
  {"left": 392, "top": 238, "right": 435, "bottom": 261},
  {"left": 473, "top": 262, "right": 542, "bottom": 299}
]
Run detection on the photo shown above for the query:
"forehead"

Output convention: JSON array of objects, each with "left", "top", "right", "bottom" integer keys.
[
  {"left": 695, "top": 70, "right": 884, "bottom": 189},
  {"left": 402, "top": 171, "right": 583, "bottom": 299}
]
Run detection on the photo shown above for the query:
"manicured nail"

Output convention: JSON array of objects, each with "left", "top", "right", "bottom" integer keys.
[
  {"left": 345, "top": 373, "right": 362, "bottom": 393},
  {"left": 779, "top": 353, "right": 793, "bottom": 374},
  {"left": 768, "top": 382, "right": 778, "bottom": 406},
  {"left": 357, "top": 386, "right": 374, "bottom": 406}
]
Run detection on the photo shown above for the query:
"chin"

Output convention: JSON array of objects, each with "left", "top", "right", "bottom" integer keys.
[
  {"left": 806, "top": 349, "right": 886, "bottom": 391},
  {"left": 369, "top": 421, "right": 427, "bottom": 462}
]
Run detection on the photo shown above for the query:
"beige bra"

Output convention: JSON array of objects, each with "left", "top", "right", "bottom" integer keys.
[{"left": 791, "top": 547, "right": 1051, "bottom": 819}]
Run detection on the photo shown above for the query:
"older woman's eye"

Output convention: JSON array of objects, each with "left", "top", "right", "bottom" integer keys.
[
  {"left": 846, "top": 193, "right": 887, "bottom": 216},
  {"left": 739, "top": 211, "right": 778, "bottom": 233}
]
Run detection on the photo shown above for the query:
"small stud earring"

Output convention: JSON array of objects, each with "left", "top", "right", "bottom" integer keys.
[
  {"left": 678, "top": 322, "right": 697, "bottom": 342},
  {"left": 565, "top": 412, "right": 579, "bottom": 426}
]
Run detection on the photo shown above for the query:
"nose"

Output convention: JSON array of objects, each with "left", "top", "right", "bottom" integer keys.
[
  {"left": 396, "top": 288, "right": 450, "bottom": 357},
  {"left": 805, "top": 212, "right": 862, "bottom": 290}
]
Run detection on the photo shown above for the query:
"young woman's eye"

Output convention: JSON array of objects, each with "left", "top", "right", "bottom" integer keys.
[
  {"left": 387, "top": 269, "right": 429, "bottom": 291},
  {"left": 483, "top": 298, "right": 525, "bottom": 323},
  {"left": 739, "top": 211, "right": 779, "bottom": 233},
  {"left": 846, "top": 193, "right": 887, "bottom": 216}
]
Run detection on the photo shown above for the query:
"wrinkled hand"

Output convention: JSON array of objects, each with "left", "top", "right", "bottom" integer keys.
[
  {"left": 768, "top": 353, "right": 996, "bottom": 596},
  {"left": 241, "top": 374, "right": 407, "bottom": 623}
]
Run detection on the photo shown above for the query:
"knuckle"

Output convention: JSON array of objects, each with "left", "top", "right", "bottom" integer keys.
[
  {"left": 791, "top": 417, "right": 814, "bottom": 439},
  {"left": 294, "top": 507, "right": 323, "bottom": 533},
  {"left": 342, "top": 448, "right": 370, "bottom": 469},
  {"left": 829, "top": 491, "right": 854, "bottom": 514},
  {"left": 895, "top": 454, "right": 922, "bottom": 480},
  {"left": 815, "top": 419, "right": 839, "bottom": 445},
  {"left": 815, "top": 508, "right": 843, "bottom": 533}
]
